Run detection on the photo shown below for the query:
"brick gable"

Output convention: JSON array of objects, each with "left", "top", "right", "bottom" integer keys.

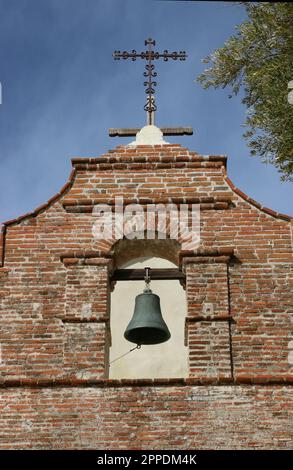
[{"left": 0, "top": 143, "right": 292, "bottom": 449}]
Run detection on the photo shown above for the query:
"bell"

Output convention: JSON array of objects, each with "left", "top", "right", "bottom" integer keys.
[{"left": 124, "top": 287, "right": 171, "bottom": 345}]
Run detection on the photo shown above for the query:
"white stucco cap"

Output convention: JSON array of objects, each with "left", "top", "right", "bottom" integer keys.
[{"left": 128, "top": 125, "right": 169, "bottom": 146}]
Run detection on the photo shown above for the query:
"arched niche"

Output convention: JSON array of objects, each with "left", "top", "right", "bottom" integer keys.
[
  {"left": 111, "top": 237, "right": 181, "bottom": 270},
  {"left": 109, "top": 238, "right": 188, "bottom": 379}
]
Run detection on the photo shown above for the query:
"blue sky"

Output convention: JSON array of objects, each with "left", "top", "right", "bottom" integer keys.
[{"left": 0, "top": 0, "right": 292, "bottom": 224}]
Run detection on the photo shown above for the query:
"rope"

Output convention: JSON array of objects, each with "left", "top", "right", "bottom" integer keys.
[{"left": 109, "top": 344, "right": 141, "bottom": 367}]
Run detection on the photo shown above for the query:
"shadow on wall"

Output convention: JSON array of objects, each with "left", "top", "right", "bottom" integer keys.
[{"left": 109, "top": 257, "right": 188, "bottom": 379}]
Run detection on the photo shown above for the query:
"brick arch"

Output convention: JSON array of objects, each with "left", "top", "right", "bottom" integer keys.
[
  {"left": 92, "top": 204, "right": 198, "bottom": 265},
  {"left": 111, "top": 237, "right": 181, "bottom": 269}
]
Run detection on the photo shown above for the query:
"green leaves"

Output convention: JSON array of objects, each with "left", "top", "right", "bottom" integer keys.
[{"left": 197, "top": 2, "right": 293, "bottom": 181}]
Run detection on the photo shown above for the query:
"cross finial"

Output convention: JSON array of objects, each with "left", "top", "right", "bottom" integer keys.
[
  {"left": 113, "top": 38, "right": 187, "bottom": 126},
  {"left": 145, "top": 38, "right": 155, "bottom": 46}
]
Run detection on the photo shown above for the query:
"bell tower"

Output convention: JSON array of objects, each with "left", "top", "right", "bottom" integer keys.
[{"left": 0, "top": 37, "right": 292, "bottom": 450}]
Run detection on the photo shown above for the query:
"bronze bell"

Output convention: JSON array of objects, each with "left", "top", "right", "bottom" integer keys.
[{"left": 124, "top": 268, "right": 171, "bottom": 345}]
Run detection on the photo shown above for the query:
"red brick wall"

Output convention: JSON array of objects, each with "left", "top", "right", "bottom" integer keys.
[
  {"left": 0, "top": 382, "right": 291, "bottom": 450},
  {"left": 0, "top": 143, "right": 292, "bottom": 448}
]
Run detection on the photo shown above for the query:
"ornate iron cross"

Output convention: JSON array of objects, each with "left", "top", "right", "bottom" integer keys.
[{"left": 113, "top": 38, "right": 187, "bottom": 126}]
